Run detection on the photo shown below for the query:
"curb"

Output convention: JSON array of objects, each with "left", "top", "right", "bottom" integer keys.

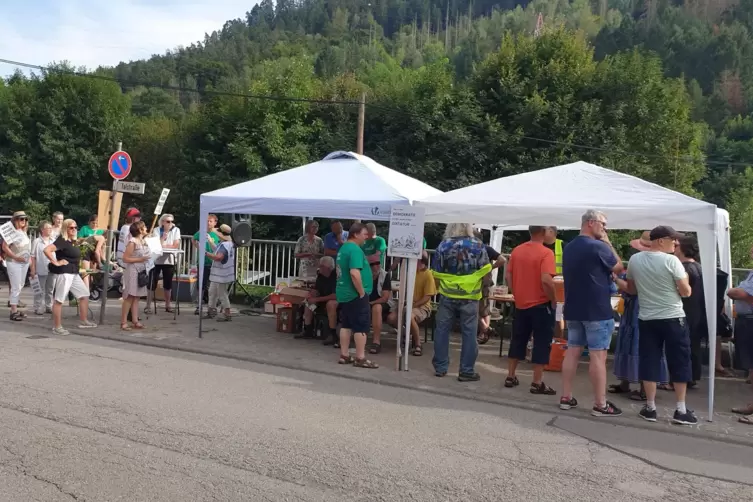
[{"left": 5, "top": 318, "right": 751, "bottom": 448}]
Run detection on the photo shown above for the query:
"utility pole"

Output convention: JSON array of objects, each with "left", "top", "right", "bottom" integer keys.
[
  {"left": 99, "top": 141, "right": 121, "bottom": 325},
  {"left": 356, "top": 92, "right": 366, "bottom": 155}
]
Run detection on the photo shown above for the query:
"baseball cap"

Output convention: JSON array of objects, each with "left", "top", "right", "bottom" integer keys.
[
  {"left": 649, "top": 226, "right": 682, "bottom": 241},
  {"left": 126, "top": 208, "right": 141, "bottom": 218}
]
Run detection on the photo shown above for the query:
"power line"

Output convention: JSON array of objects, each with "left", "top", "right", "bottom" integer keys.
[
  {"left": 1, "top": 56, "right": 752, "bottom": 169},
  {"left": 0, "top": 58, "right": 363, "bottom": 106}
]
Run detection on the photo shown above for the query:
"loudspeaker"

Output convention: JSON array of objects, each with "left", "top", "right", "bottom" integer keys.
[{"left": 231, "top": 221, "right": 252, "bottom": 247}]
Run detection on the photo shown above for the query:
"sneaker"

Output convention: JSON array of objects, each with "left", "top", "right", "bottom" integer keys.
[
  {"left": 45, "top": 307, "right": 52, "bottom": 314},
  {"left": 52, "top": 327, "right": 70, "bottom": 336},
  {"left": 77, "top": 320, "right": 97, "bottom": 329},
  {"left": 672, "top": 409, "right": 698, "bottom": 426},
  {"left": 591, "top": 400, "right": 622, "bottom": 417},
  {"left": 639, "top": 405, "right": 658, "bottom": 422},
  {"left": 457, "top": 372, "right": 481, "bottom": 382},
  {"left": 34, "top": 310, "right": 45, "bottom": 316},
  {"left": 559, "top": 396, "right": 578, "bottom": 410}
]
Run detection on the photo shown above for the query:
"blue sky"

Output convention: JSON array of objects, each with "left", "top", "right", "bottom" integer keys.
[{"left": 0, "top": 0, "right": 257, "bottom": 76}]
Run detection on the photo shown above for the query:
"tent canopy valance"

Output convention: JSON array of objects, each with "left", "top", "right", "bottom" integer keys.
[{"left": 200, "top": 151, "right": 442, "bottom": 221}]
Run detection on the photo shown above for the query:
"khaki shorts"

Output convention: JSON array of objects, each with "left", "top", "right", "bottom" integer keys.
[{"left": 412, "top": 304, "right": 432, "bottom": 323}]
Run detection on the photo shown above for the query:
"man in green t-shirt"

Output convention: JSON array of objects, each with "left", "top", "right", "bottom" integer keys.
[
  {"left": 336, "top": 222, "right": 378, "bottom": 369},
  {"left": 193, "top": 213, "right": 220, "bottom": 314},
  {"left": 362, "top": 223, "right": 387, "bottom": 267}
]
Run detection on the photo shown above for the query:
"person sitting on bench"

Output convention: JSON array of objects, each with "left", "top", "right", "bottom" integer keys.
[{"left": 299, "top": 256, "right": 338, "bottom": 341}]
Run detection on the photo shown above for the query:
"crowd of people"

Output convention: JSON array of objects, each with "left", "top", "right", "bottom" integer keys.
[{"left": 2, "top": 206, "right": 752, "bottom": 425}]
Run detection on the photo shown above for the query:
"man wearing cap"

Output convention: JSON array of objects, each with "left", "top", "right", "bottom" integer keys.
[
  {"left": 117, "top": 208, "right": 141, "bottom": 268},
  {"left": 624, "top": 225, "right": 696, "bottom": 425}
]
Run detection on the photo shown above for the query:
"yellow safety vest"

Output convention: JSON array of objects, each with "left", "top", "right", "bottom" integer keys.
[
  {"left": 554, "top": 239, "right": 563, "bottom": 274},
  {"left": 432, "top": 264, "right": 492, "bottom": 301}
]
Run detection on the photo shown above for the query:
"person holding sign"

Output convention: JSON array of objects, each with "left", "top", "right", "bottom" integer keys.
[
  {"left": 44, "top": 219, "right": 97, "bottom": 335},
  {"left": 30, "top": 220, "right": 55, "bottom": 315},
  {"left": 2, "top": 211, "right": 31, "bottom": 321},
  {"left": 149, "top": 214, "right": 181, "bottom": 313}
]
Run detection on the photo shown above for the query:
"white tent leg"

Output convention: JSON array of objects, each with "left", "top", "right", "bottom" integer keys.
[
  {"left": 698, "top": 224, "right": 718, "bottom": 421},
  {"left": 402, "top": 259, "right": 418, "bottom": 370}
]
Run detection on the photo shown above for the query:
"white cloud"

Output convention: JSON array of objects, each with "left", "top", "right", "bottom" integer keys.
[{"left": 0, "top": 0, "right": 256, "bottom": 75}]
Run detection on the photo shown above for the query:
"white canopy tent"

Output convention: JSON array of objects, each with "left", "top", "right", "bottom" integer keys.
[
  {"left": 197, "top": 151, "right": 443, "bottom": 358},
  {"left": 417, "top": 161, "right": 727, "bottom": 420}
]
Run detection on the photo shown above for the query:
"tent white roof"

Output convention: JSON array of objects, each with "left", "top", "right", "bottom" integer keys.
[
  {"left": 418, "top": 161, "right": 716, "bottom": 231},
  {"left": 200, "top": 151, "right": 442, "bottom": 220}
]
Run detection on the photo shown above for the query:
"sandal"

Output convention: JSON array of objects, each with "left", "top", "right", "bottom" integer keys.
[
  {"left": 120, "top": 323, "right": 132, "bottom": 331},
  {"left": 629, "top": 389, "right": 647, "bottom": 401},
  {"left": 657, "top": 383, "right": 674, "bottom": 391},
  {"left": 9, "top": 312, "right": 23, "bottom": 322},
  {"left": 369, "top": 343, "right": 381, "bottom": 354},
  {"left": 165, "top": 307, "right": 174, "bottom": 313},
  {"left": 412, "top": 346, "right": 423, "bottom": 356},
  {"left": 608, "top": 384, "right": 630, "bottom": 394},
  {"left": 530, "top": 382, "right": 556, "bottom": 395},
  {"left": 504, "top": 376, "right": 520, "bottom": 388},
  {"left": 133, "top": 323, "right": 145, "bottom": 330},
  {"left": 716, "top": 368, "right": 735, "bottom": 378},
  {"left": 477, "top": 328, "right": 491, "bottom": 345},
  {"left": 739, "top": 415, "right": 753, "bottom": 425},
  {"left": 338, "top": 355, "right": 354, "bottom": 365},
  {"left": 731, "top": 404, "right": 753, "bottom": 415},
  {"left": 353, "top": 358, "right": 379, "bottom": 369}
]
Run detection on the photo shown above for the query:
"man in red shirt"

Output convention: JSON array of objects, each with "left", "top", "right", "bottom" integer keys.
[{"left": 504, "top": 226, "right": 557, "bottom": 394}]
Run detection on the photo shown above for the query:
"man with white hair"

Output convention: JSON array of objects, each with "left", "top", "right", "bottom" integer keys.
[
  {"left": 431, "top": 223, "right": 491, "bottom": 381},
  {"left": 560, "top": 209, "right": 624, "bottom": 417},
  {"left": 299, "top": 256, "right": 338, "bottom": 341}
]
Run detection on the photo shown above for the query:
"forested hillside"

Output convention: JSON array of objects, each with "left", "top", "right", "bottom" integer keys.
[{"left": 2, "top": 0, "right": 753, "bottom": 264}]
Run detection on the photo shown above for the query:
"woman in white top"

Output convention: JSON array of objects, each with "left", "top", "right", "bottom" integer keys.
[
  {"left": 147, "top": 214, "right": 181, "bottom": 313},
  {"left": 29, "top": 220, "right": 55, "bottom": 315},
  {"left": 2, "top": 211, "right": 31, "bottom": 321}
]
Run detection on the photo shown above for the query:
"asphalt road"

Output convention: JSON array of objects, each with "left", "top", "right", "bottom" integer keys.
[{"left": 0, "top": 324, "right": 751, "bottom": 501}]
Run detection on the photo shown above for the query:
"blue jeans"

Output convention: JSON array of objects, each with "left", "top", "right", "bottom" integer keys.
[{"left": 432, "top": 296, "right": 479, "bottom": 375}]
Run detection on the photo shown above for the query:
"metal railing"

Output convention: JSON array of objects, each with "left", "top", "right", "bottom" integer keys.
[{"left": 23, "top": 229, "right": 753, "bottom": 289}]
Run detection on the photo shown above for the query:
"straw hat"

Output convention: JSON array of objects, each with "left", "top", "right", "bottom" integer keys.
[
  {"left": 12, "top": 210, "right": 28, "bottom": 220},
  {"left": 630, "top": 231, "right": 652, "bottom": 251}
]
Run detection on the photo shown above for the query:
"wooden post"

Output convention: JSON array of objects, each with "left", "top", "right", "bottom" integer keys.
[{"left": 356, "top": 92, "right": 366, "bottom": 155}]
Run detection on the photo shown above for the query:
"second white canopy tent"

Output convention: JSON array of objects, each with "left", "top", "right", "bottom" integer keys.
[{"left": 415, "top": 161, "right": 726, "bottom": 421}]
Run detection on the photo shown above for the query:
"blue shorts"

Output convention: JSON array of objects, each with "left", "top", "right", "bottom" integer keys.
[
  {"left": 639, "top": 318, "right": 692, "bottom": 383},
  {"left": 566, "top": 319, "right": 614, "bottom": 350},
  {"left": 339, "top": 295, "right": 371, "bottom": 334}
]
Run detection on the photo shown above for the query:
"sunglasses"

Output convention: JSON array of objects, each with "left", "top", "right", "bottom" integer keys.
[
  {"left": 165, "top": 220, "right": 174, "bottom": 224},
  {"left": 69, "top": 226, "right": 78, "bottom": 230}
]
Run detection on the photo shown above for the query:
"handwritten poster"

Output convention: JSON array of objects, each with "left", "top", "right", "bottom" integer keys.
[{"left": 387, "top": 206, "right": 425, "bottom": 259}]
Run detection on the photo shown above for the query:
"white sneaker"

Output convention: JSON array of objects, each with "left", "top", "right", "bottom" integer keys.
[
  {"left": 52, "top": 327, "right": 70, "bottom": 336},
  {"left": 77, "top": 320, "right": 97, "bottom": 329}
]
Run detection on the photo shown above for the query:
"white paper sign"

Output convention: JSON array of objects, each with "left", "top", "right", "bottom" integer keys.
[
  {"left": 29, "top": 275, "right": 43, "bottom": 296},
  {"left": 145, "top": 258, "right": 155, "bottom": 274},
  {"left": 387, "top": 206, "right": 425, "bottom": 259},
  {"left": 0, "top": 222, "right": 21, "bottom": 244},
  {"left": 144, "top": 236, "right": 163, "bottom": 261},
  {"left": 154, "top": 188, "right": 170, "bottom": 215}
]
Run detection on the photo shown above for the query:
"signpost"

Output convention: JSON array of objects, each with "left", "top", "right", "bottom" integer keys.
[
  {"left": 387, "top": 206, "right": 425, "bottom": 371},
  {"left": 100, "top": 144, "right": 130, "bottom": 325},
  {"left": 113, "top": 180, "right": 145, "bottom": 195}
]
